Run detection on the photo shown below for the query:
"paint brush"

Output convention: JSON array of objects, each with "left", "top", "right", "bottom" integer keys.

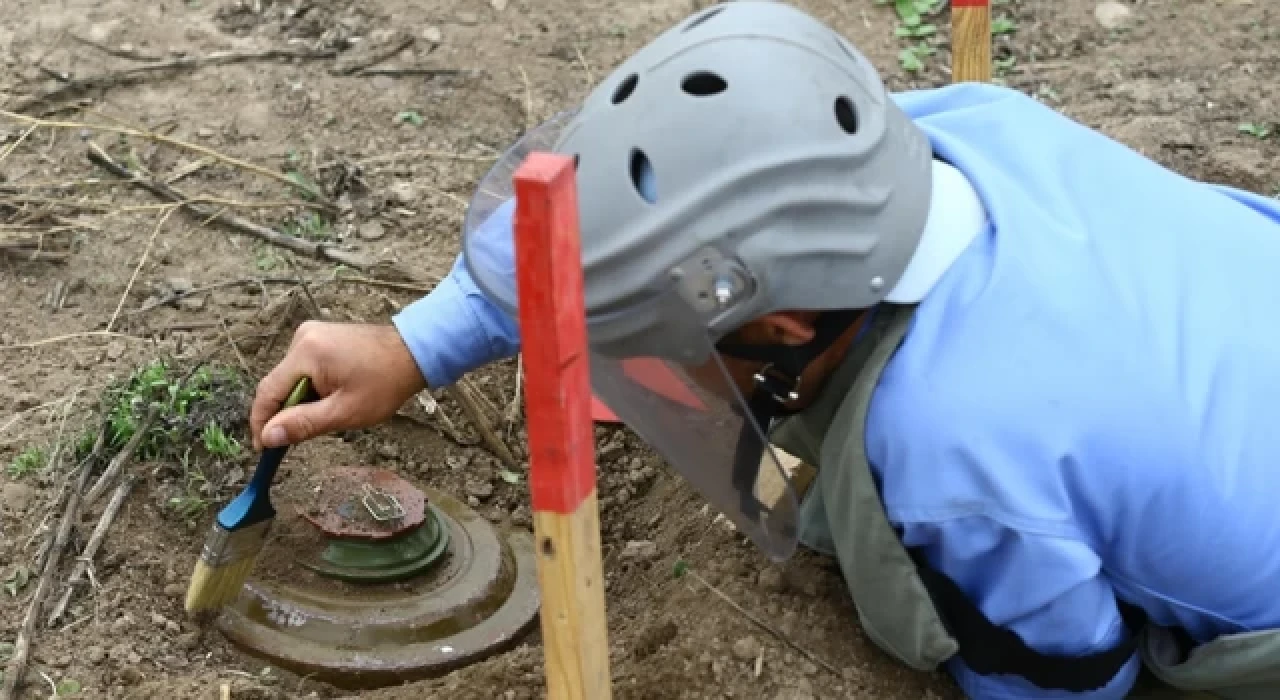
[{"left": 184, "top": 377, "right": 316, "bottom": 613}]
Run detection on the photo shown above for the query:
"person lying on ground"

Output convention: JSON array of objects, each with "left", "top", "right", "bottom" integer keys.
[{"left": 247, "top": 3, "right": 1280, "bottom": 698}]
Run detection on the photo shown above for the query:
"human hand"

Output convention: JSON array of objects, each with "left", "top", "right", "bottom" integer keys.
[{"left": 249, "top": 321, "right": 427, "bottom": 450}]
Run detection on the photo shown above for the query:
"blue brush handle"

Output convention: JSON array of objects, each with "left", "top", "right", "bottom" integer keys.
[
  {"left": 215, "top": 378, "right": 316, "bottom": 531},
  {"left": 216, "top": 444, "right": 289, "bottom": 530}
]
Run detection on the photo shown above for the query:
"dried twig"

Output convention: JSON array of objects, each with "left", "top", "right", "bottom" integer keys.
[
  {"left": 107, "top": 203, "right": 183, "bottom": 332},
  {"left": 0, "top": 124, "right": 38, "bottom": 165},
  {"left": 0, "top": 109, "right": 333, "bottom": 204},
  {"left": 84, "top": 405, "right": 157, "bottom": 506},
  {"left": 0, "top": 330, "right": 144, "bottom": 352},
  {"left": 356, "top": 67, "right": 469, "bottom": 78},
  {"left": 68, "top": 32, "right": 164, "bottom": 62},
  {"left": 504, "top": 355, "right": 524, "bottom": 429},
  {"left": 122, "top": 276, "right": 303, "bottom": 318},
  {"left": 518, "top": 66, "right": 535, "bottom": 131},
  {"left": 448, "top": 380, "right": 518, "bottom": 470},
  {"left": 6, "top": 47, "right": 338, "bottom": 114},
  {"left": 47, "top": 475, "right": 135, "bottom": 626},
  {"left": 331, "top": 32, "right": 413, "bottom": 75},
  {"left": 686, "top": 570, "right": 842, "bottom": 678},
  {"left": 0, "top": 449, "right": 93, "bottom": 700},
  {"left": 86, "top": 142, "right": 372, "bottom": 269},
  {"left": 345, "top": 149, "right": 495, "bottom": 168},
  {"left": 220, "top": 318, "right": 251, "bottom": 375}
]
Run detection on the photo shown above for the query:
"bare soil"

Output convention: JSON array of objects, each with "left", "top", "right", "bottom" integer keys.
[{"left": 2, "top": 0, "right": 1276, "bottom": 698}]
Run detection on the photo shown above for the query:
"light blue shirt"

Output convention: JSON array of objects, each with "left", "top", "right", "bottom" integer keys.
[{"left": 393, "top": 82, "right": 1280, "bottom": 699}]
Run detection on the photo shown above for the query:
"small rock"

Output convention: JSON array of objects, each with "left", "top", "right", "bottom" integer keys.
[
  {"left": 119, "top": 667, "right": 145, "bottom": 684},
  {"left": 467, "top": 495, "right": 481, "bottom": 508},
  {"left": 150, "top": 612, "right": 169, "bottom": 627},
  {"left": 597, "top": 439, "right": 626, "bottom": 464},
  {"left": 14, "top": 391, "right": 39, "bottom": 410},
  {"left": 357, "top": 220, "right": 386, "bottom": 241},
  {"left": 465, "top": 479, "right": 494, "bottom": 500},
  {"left": 164, "top": 583, "right": 185, "bottom": 598},
  {"left": 106, "top": 340, "right": 125, "bottom": 360},
  {"left": 50, "top": 653, "right": 71, "bottom": 668},
  {"left": 510, "top": 505, "right": 531, "bottom": 527},
  {"left": 165, "top": 619, "right": 181, "bottom": 634},
  {"left": 1, "top": 483, "right": 36, "bottom": 514},
  {"left": 422, "top": 26, "right": 443, "bottom": 44},
  {"left": 388, "top": 181, "right": 417, "bottom": 206},
  {"left": 800, "top": 660, "right": 818, "bottom": 675},
  {"left": 627, "top": 469, "right": 645, "bottom": 484},
  {"left": 456, "top": 11, "right": 479, "bottom": 25},
  {"left": 378, "top": 442, "right": 400, "bottom": 460},
  {"left": 196, "top": 127, "right": 215, "bottom": 139},
  {"left": 731, "top": 636, "right": 760, "bottom": 662},
  {"left": 87, "top": 646, "right": 106, "bottom": 664},
  {"left": 490, "top": 0, "right": 508, "bottom": 10},
  {"left": 621, "top": 540, "right": 658, "bottom": 561},
  {"left": 109, "top": 643, "right": 133, "bottom": 661},
  {"left": 756, "top": 567, "right": 786, "bottom": 593},
  {"left": 0, "top": 332, "right": 13, "bottom": 345},
  {"left": 165, "top": 276, "right": 193, "bottom": 293},
  {"left": 177, "top": 295, "right": 206, "bottom": 312},
  {"left": 111, "top": 614, "right": 134, "bottom": 633},
  {"left": 1094, "top": 1, "right": 1133, "bottom": 30},
  {"left": 176, "top": 632, "right": 200, "bottom": 650}
]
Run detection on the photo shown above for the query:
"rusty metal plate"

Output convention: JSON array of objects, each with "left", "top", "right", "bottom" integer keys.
[{"left": 299, "top": 467, "right": 425, "bottom": 540}]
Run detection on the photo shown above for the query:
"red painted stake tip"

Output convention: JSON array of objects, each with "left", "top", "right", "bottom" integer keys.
[
  {"left": 951, "top": 0, "right": 989, "bottom": 7},
  {"left": 512, "top": 152, "right": 598, "bottom": 516}
]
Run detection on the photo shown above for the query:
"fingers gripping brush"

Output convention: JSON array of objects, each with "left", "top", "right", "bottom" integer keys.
[{"left": 185, "top": 377, "right": 317, "bottom": 613}]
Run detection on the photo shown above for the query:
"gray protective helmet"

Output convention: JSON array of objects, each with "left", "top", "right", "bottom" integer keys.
[{"left": 462, "top": 0, "right": 933, "bottom": 561}]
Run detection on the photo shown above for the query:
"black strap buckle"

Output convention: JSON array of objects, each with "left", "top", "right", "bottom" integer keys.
[{"left": 752, "top": 364, "right": 800, "bottom": 404}]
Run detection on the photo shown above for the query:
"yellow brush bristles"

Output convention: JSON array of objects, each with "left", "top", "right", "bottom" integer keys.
[{"left": 184, "top": 556, "right": 256, "bottom": 613}]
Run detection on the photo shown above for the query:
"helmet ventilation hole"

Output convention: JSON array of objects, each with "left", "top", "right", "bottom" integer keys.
[
  {"left": 629, "top": 149, "right": 656, "bottom": 204},
  {"left": 683, "top": 5, "right": 725, "bottom": 31},
  {"left": 612, "top": 74, "right": 639, "bottom": 104},
  {"left": 573, "top": 154, "right": 580, "bottom": 170},
  {"left": 681, "top": 71, "right": 728, "bottom": 96},
  {"left": 834, "top": 96, "right": 858, "bottom": 134}
]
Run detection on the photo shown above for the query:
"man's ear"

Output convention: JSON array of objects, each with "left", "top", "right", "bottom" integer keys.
[{"left": 759, "top": 312, "right": 817, "bottom": 346}]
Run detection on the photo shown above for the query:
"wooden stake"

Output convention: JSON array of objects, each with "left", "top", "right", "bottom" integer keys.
[
  {"left": 951, "top": 0, "right": 992, "bottom": 83},
  {"left": 513, "top": 152, "right": 612, "bottom": 700}
]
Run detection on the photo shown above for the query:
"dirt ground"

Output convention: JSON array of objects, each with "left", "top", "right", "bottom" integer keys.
[{"left": 1, "top": 0, "right": 1276, "bottom": 698}]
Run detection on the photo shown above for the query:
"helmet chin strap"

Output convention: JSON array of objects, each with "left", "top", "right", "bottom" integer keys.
[{"left": 715, "top": 309, "right": 865, "bottom": 529}]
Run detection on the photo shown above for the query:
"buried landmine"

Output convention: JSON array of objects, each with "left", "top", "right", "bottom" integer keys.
[{"left": 213, "top": 467, "right": 540, "bottom": 690}]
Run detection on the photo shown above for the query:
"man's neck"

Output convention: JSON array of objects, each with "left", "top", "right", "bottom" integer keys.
[{"left": 884, "top": 158, "right": 987, "bottom": 304}]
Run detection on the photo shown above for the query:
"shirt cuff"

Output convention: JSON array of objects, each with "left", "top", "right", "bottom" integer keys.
[{"left": 392, "top": 263, "right": 519, "bottom": 388}]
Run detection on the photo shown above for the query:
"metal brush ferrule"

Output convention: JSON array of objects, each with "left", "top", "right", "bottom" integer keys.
[{"left": 200, "top": 521, "right": 273, "bottom": 567}]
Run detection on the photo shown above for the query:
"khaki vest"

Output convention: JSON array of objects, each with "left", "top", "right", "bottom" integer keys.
[{"left": 768, "top": 304, "right": 1280, "bottom": 699}]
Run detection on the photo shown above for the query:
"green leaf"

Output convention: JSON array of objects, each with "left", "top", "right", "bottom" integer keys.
[
  {"left": 498, "top": 469, "right": 522, "bottom": 484},
  {"left": 672, "top": 559, "right": 689, "bottom": 579},
  {"left": 56, "top": 679, "right": 82, "bottom": 695},
  {"left": 898, "top": 47, "right": 924, "bottom": 72},
  {"left": 992, "top": 17, "right": 1017, "bottom": 35},
  {"left": 395, "top": 110, "right": 425, "bottom": 127}
]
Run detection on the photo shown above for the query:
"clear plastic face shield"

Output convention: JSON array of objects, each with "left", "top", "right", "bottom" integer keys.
[{"left": 461, "top": 115, "right": 799, "bottom": 562}]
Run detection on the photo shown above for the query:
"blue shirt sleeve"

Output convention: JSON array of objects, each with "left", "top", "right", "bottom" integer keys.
[
  {"left": 390, "top": 207, "right": 522, "bottom": 388},
  {"left": 900, "top": 517, "right": 1142, "bottom": 700}
]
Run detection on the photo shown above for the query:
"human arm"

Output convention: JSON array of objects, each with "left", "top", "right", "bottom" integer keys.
[
  {"left": 250, "top": 201, "right": 521, "bottom": 448},
  {"left": 901, "top": 517, "right": 1141, "bottom": 700}
]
